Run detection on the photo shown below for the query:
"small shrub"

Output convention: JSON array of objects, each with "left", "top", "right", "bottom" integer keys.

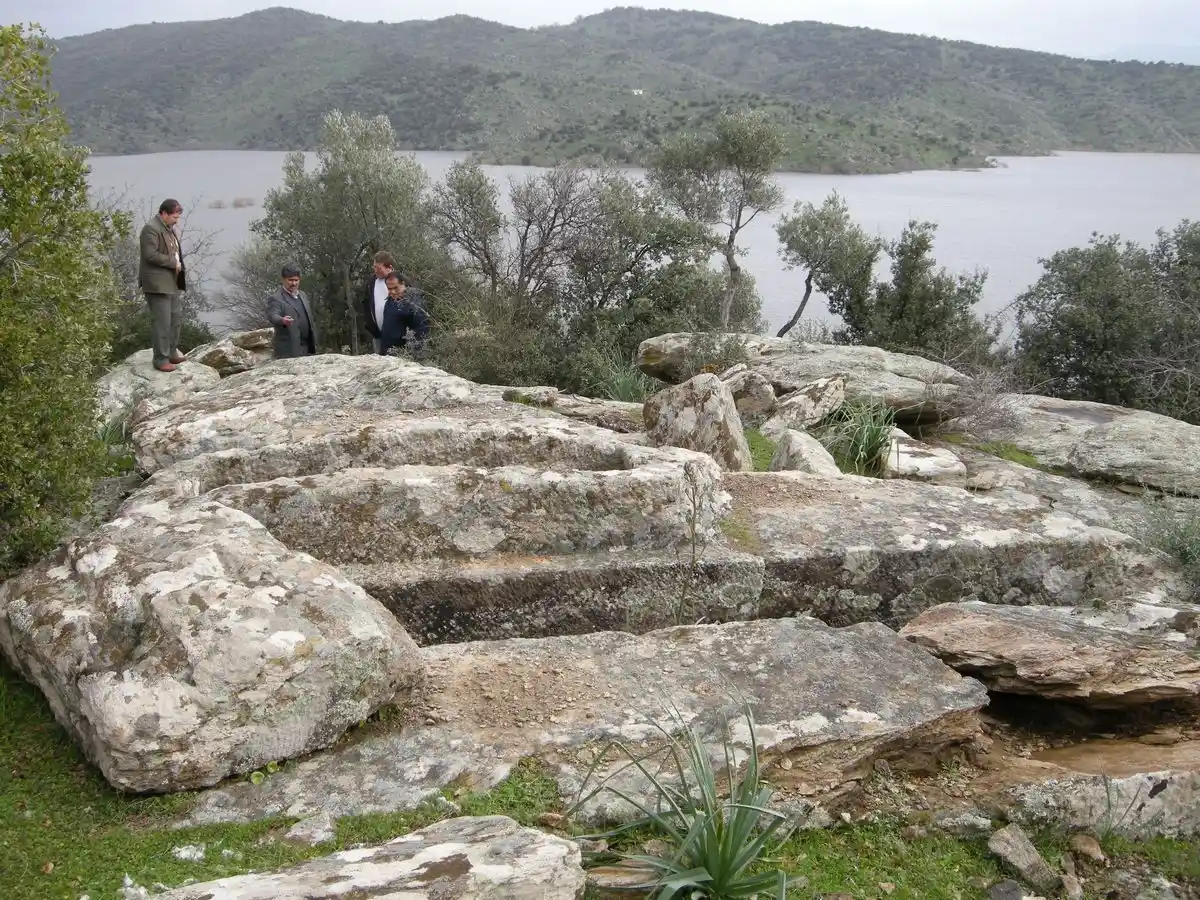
[
  {"left": 816, "top": 398, "right": 896, "bottom": 476},
  {"left": 783, "top": 318, "right": 835, "bottom": 345},
  {"left": 1131, "top": 505, "right": 1200, "bottom": 597},
  {"left": 587, "top": 348, "right": 661, "bottom": 403},
  {"left": 678, "top": 332, "right": 751, "bottom": 380},
  {"left": 572, "top": 705, "right": 792, "bottom": 899}
]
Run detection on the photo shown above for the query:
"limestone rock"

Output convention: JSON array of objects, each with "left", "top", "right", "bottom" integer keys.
[
  {"left": 1009, "top": 770, "right": 1200, "bottom": 839},
  {"left": 722, "top": 368, "right": 777, "bottom": 421},
  {"left": 644, "top": 373, "right": 753, "bottom": 472},
  {"left": 154, "top": 816, "right": 585, "bottom": 899},
  {"left": 179, "top": 617, "right": 987, "bottom": 828},
  {"left": 637, "top": 332, "right": 967, "bottom": 423},
  {"left": 185, "top": 329, "right": 274, "bottom": 377},
  {"left": 96, "top": 348, "right": 220, "bottom": 424},
  {"left": 760, "top": 376, "right": 847, "bottom": 439},
  {"left": 987, "top": 824, "right": 1059, "bottom": 893},
  {"left": 901, "top": 602, "right": 1200, "bottom": 708},
  {"left": 769, "top": 430, "right": 842, "bottom": 477},
  {"left": 721, "top": 473, "right": 1189, "bottom": 628},
  {"left": 882, "top": 428, "right": 967, "bottom": 485},
  {"left": 495, "top": 385, "right": 644, "bottom": 433},
  {"left": 972, "top": 394, "right": 1200, "bottom": 497},
  {"left": 284, "top": 811, "right": 336, "bottom": 846},
  {"left": 0, "top": 496, "right": 423, "bottom": 793}
]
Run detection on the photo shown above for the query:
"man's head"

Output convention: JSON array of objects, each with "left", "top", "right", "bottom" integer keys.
[
  {"left": 384, "top": 271, "right": 408, "bottom": 299},
  {"left": 158, "top": 199, "right": 183, "bottom": 227},
  {"left": 281, "top": 263, "right": 302, "bottom": 294},
  {"left": 372, "top": 251, "right": 395, "bottom": 279}
]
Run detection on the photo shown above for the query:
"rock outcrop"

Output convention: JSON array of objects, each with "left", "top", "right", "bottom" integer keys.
[
  {"left": 0, "top": 495, "right": 422, "bottom": 793},
  {"left": 901, "top": 601, "right": 1200, "bottom": 708},
  {"left": 643, "top": 373, "right": 753, "bottom": 472},
  {"left": 179, "top": 616, "right": 988, "bottom": 828},
  {"left": 185, "top": 328, "right": 274, "bottom": 377},
  {"left": 769, "top": 430, "right": 842, "bottom": 477},
  {"left": 96, "top": 349, "right": 220, "bottom": 424},
  {"left": 882, "top": 428, "right": 967, "bottom": 485},
  {"left": 637, "top": 332, "right": 967, "bottom": 423},
  {"left": 719, "top": 364, "right": 777, "bottom": 421},
  {"left": 760, "top": 375, "right": 847, "bottom": 439},
  {"left": 971, "top": 394, "right": 1200, "bottom": 497},
  {"left": 154, "top": 816, "right": 586, "bottom": 899}
]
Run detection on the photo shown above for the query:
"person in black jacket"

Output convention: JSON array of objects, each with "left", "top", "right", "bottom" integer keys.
[
  {"left": 378, "top": 272, "right": 430, "bottom": 357},
  {"left": 362, "top": 250, "right": 395, "bottom": 353}
]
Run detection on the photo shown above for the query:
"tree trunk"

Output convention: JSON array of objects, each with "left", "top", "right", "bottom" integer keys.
[
  {"left": 776, "top": 271, "right": 815, "bottom": 339},
  {"left": 720, "top": 239, "right": 740, "bottom": 329},
  {"left": 342, "top": 268, "right": 360, "bottom": 355}
]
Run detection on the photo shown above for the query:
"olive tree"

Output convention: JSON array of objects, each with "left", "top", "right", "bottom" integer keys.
[
  {"left": 648, "top": 111, "right": 785, "bottom": 327},
  {"left": 0, "top": 25, "right": 127, "bottom": 574},
  {"left": 254, "top": 110, "right": 441, "bottom": 352}
]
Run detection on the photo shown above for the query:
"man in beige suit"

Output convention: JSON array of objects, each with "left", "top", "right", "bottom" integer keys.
[{"left": 138, "top": 198, "right": 188, "bottom": 372}]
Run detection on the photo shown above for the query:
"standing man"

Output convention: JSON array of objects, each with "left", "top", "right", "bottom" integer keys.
[
  {"left": 138, "top": 199, "right": 187, "bottom": 372},
  {"left": 266, "top": 264, "right": 319, "bottom": 359},
  {"left": 378, "top": 272, "right": 430, "bottom": 356},
  {"left": 362, "top": 250, "right": 395, "bottom": 353}
]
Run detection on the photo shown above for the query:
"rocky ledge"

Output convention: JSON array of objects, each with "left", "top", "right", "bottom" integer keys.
[{"left": 2, "top": 335, "right": 1199, "bottom": 856}]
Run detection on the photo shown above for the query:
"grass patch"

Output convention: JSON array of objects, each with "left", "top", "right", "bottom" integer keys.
[
  {"left": 1128, "top": 504, "right": 1200, "bottom": 594},
  {"left": 0, "top": 660, "right": 561, "bottom": 899},
  {"left": 744, "top": 427, "right": 776, "bottom": 472},
  {"left": 814, "top": 398, "right": 895, "bottom": 476},
  {"left": 974, "top": 441, "right": 1044, "bottom": 470}
]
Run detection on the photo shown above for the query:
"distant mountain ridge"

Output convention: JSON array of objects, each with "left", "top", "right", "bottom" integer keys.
[{"left": 47, "top": 6, "right": 1200, "bottom": 173}]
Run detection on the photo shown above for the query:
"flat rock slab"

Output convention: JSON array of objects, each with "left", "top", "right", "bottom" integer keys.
[
  {"left": 154, "top": 815, "right": 585, "bottom": 899},
  {"left": 973, "top": 394, "right": 1200, "bottom": 497},
  {"left": 179, "top": 617, "right": 987, "bottom": 828},
  {"left": 883, "top": 428, "right": 967, "bottom": 485},
  {"left": 0, "top": 496, "right": 423, "bottom": 793},
  {"left": 185, "top": 328, "right": 274, "bottom": 377},
  {"left": 720, "top": 473, "right": 1189, "bottom": 628},
  {"left": 900, "top": 601, "right": 1200, "bottom": 708},
  {"left": 1009, "top": 770, "right": 1200, "bottom": 839}
]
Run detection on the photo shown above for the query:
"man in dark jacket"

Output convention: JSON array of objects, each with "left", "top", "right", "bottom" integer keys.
[
  {"left": 378, "top": 272, "right": 430, "bottom": 357},
  {"left": 266, "top": 264, "right": 318, "bottom": 359},
  {"left": 362, "top": 250, "right": 395, "bottom": 353},
  {"left": 138, "top": 198, "right": 188, "bottom": 371}
]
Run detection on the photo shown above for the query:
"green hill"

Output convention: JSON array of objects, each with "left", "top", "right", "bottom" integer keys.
[{"left": 47, "top": 6, "right": 1200, "bottom": 173}]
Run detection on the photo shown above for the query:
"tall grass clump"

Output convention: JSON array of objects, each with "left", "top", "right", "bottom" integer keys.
[
  {"left": 590, "top": 349, "right": 662, "bottom": 403},
  {"left": 570, "top": 705, "right": 792, "bottom": 898},
  {"left": 1131, "top": 504, "right": 1200, "bottom": 598},
  {"left": 815, "top": 398, "right": 896, "bottom": 476}
]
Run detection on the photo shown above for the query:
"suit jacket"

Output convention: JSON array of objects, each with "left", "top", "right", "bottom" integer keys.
[
  {"left": 265, "top": 288, "right": 319, "bottom": 358},
  {"left": 362, "top": 276, "right": 388, "bottom": 339},
  {"left": 138, "top": 216, "right": 187, "bottom": 295}
]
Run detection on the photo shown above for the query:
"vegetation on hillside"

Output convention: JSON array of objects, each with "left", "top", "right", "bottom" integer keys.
[
  {"left": 46, "top": 6, "right": 1200, "bottom": 173},
  {"left": 0, "top": 26, "right": 128, "bottom": 577}
]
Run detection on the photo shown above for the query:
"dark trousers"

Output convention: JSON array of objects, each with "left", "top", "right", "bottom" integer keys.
[{"left": 145, "top": 291, "right": 182, "bottom": 366}]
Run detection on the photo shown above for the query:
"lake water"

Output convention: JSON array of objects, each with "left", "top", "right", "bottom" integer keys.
[{"left": 86, "top": 150, "right": 1200, "bottom": 334}]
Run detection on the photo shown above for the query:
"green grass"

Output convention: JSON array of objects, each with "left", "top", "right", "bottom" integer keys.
[
  {"left": 1128, "top": 505, "right": 1200, "bottom": 595},
  {"left": 939, "top": 433, "right": 1047, "bottom": 471},
  {"left": 815, "top": 398, "right": 896, "bottom": 477},
  {"left": 744, "top": 427, "right": 777, "bottom": 472}
]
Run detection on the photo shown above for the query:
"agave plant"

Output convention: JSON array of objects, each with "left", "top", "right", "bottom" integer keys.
[{"left": 571, "top": 705, "right": 792, "bottom": 899}]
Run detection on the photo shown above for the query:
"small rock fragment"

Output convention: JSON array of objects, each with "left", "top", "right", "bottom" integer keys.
[
  {"left": 170, "top": 844, "right": 206, "bottom": 862},
  {"left": 987, "top": 824, "right": 1059, "bottom": 893},
  {"left": 1068, "top": 833, "right": 1106, "bottom": 864},
  {"left": 1061, "top": 873, "right": 1084, "bottom": 900},
  {"left": 284, "top": 811, "right": 335, "bottom": 846},
  {"left": 987, "top": 882, "right": 1024, "bottom": 900}
]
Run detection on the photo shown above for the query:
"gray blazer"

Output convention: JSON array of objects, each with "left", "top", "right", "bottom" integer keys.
[
  {"left": 138, "top": 216, "right": 187, "bottom": 295},
  {"left": 265, "top": 288, "right": 319, "bottom": 359}
]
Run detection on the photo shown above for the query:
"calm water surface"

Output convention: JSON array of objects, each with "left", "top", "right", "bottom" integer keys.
[{"left": 87, "top": 150, "right": 1200, "bottom": 333}]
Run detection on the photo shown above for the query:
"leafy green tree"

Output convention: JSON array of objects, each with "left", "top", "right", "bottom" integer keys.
[
  {"left": 1016, "top": 223, "right": 1200, "bottom": 422},
  {"left": 648, "top": 110, "right": 784, "bottom": 327},
  {"left": 254, "top": 110, "right": 443, "bottom": 352},
  {"left": 844, "top": 220, "right": 994, "bottom": 359},
  {"left": 774, "top": 192, "right": 883, "bottom": 338},
  {"left": 0, "top": 25, "right": 127, "bottom": 574}
]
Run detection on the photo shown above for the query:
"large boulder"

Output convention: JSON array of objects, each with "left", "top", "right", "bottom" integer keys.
[
  {"left": 901, "top": 601, "right": 1200, "bottom": 708},
  {"left": 154, "top": 816, "right": 586, "bottom": 900},
  {"left": 971, "top": 394, "right": 1200, "bottom": 497},
  {"left": 0, "top": 495, "right": 423, "bottom": 793},
  {"left": 637, "top": 332, "right": 968, "bottom": 424},
  {"left": 96, "top": 348, "right": 220, "bottom": 424},
  {"left": 643, "top": 373, "right": 753, "bottom": 472},
  {"left": 179, "top": 616, "right": 988, "bottom": 828},
  {"left": 185, "top": 328, "right": 274, "bottom": 377},
  {"left": 882, "top": 428, "right": 967, "bottom": 486},
  {"left": 760, "top": 375, "right": 847, "bottom": 439},
  {"left": 720, "top": 366, "right": 778, "bottom": 421}
]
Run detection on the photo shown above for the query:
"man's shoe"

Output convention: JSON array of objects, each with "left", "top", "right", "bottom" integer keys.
[
  {"left": 155, "top": 362, "right": 177, "bottom": 372},
  {"left": 169, "top": 353, "right": 186, "bottom": 364}
]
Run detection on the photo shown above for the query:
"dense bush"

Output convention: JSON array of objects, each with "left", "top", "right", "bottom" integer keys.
[{"left": 0, "top": 26, "right": 127, "bottom": 575}]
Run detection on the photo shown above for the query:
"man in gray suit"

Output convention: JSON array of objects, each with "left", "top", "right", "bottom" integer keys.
[
  {"left": 266, "top": 264, "right": 319, "bottom": 359},
  {"left": 138, "top": 198, "right": 188, "bottom": 372}
]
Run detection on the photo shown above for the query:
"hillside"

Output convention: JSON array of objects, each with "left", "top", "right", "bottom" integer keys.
[{"left": 48, "top": 6, "right": 1200, "bottom": 173}]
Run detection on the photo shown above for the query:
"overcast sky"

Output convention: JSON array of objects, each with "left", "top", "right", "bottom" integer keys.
[{"left": 8, "top": 0, "right": 1200, "bottom": 60}]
